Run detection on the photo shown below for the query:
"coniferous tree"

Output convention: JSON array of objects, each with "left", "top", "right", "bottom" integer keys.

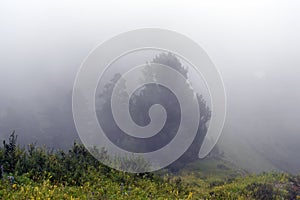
[{"left": 96, "top": 53, "right": 211, "bottom": 171}]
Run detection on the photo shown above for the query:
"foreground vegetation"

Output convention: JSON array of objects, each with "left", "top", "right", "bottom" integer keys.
[
  {"left": 0, "top": 132, "right": 299, "bottom": 199},
  {"left": 179, "top": 163, "right": 300, "bottom": 199}
]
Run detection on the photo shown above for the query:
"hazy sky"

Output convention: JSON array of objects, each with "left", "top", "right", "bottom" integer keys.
[{"left": 0, "top": 0, "right": 300, "bottom": 173}]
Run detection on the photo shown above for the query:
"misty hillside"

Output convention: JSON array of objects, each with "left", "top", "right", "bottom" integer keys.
[
  {"left": 1, "top": 50, "right": 300, "bottom": 174},
  {"left": 1, "top": 1, "right": 300, "bottom": 199}
]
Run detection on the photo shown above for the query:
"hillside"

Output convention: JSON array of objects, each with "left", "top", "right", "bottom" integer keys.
[{"left": 1, "top": 158, "right": 300, "bottom": 199}]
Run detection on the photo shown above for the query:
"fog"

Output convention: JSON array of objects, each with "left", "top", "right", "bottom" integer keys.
[{"left": 0, "top": 0, "right": 299, "bottom": 173}]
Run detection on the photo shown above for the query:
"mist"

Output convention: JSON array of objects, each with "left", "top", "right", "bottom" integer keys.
[{"left": 0, "top": 0, "right": 299, "bottom": 173}]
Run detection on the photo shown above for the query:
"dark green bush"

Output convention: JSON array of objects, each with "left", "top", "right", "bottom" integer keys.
[
  {"left": 246, "top": 182, "right": 276, "bottom": 200},
  {"left": 0, "top": 131, "right": 182, "bottom": 190}
]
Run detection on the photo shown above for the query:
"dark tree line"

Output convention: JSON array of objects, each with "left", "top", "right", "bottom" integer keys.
[
  {"left": 1, "top": 131, "right": 180, "bottom": 188},
  {"left": 0, "top": 131, "right": 187, "bottom": 194},
  {"left": 0, "top": 131, "right": 109, "bottom": 185}
]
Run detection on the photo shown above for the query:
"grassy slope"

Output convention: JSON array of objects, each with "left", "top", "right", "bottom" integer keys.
[
  {"left": 1, "top": 158, "right": 299, "bottom": 199},
  {"left": 176, "top": 158, "right": 300, "bottom": 199}
]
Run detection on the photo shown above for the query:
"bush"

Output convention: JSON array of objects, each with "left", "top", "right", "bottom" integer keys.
[{"left": 246, "top": 183, "right": 276, "bottom": 200}]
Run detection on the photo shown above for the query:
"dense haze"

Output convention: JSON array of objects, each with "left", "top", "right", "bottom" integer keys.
[{"left": 0, "top": 0, "right": 299, "bottom": 173}]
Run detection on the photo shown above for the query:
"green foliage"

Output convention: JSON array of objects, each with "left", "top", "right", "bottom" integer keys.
[
  {"left": 1, "top": 131, "right": 19, "bottom": 173},
  {"left": 0, "top": 132, "right": 299, "bottom": 199},
  {"left": 246, "top": 183, "right": 276, "bottom": 200},
  {"left": 0, "top": 132, "right": 190, "bottom": 199}
]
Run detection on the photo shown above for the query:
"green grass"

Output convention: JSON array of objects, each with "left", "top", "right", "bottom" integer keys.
[
  {"left": 180, "top": 157, "right": 247, "bottom": 179},
  {"left": 0, "top": 132, "right": 298, "bottom": 199},
  {"left": 1, "top": 158, "right": 299, "bottom": 199},
  {"left": 174, "top": 158, "right": 300, "bottom": 199}
]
